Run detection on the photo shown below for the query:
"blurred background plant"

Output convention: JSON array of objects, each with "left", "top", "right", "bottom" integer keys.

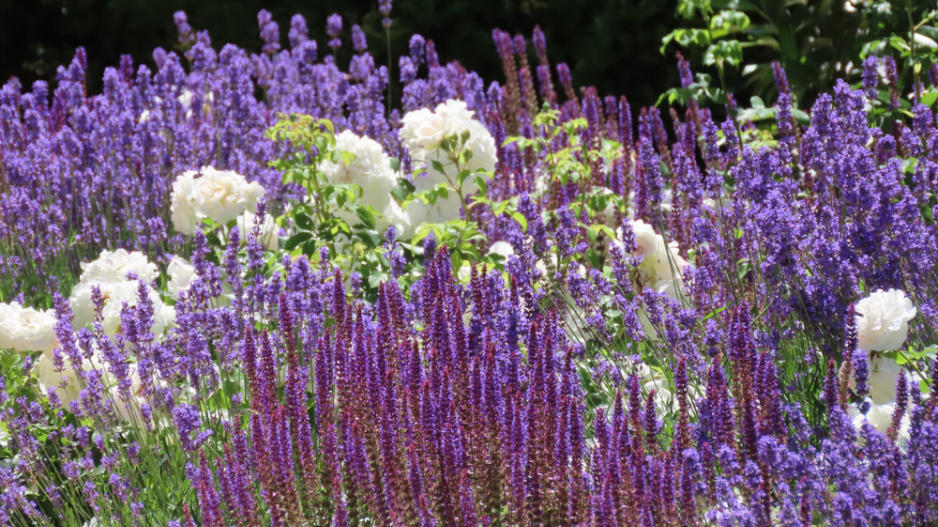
[
  {"left": 660, "top": 0, "right": 938, "bottom": 116},
  {"left": 0, "top": 0, "right": 679, "bottom": 109}
]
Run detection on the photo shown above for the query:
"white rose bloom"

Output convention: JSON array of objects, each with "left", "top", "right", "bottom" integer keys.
[
  {"left": 643, "top": 379, "right": 675, "bottom": 412},
  {"left": 320, "top": 131, "right": 407, "bottom": 236},
  {"left": 849, "top": 398, "right": 911, "bottom": 444},
  {"left": 193, "top": 166, "right": 265, "bottom": 224},
  {"left": 235, "top": 211, "right": 280, "bottom": 251},
  {"left": 649, "top": 239, "right": 689, "bottom": 284},
  {"left": 866, "top": 353, "right": 905, "bottom": 405},
  {"left": 623, "top": 220, "right": 660, "bottom": 261},
  {"left": 69, "top": 281, "right": 108, "bottom": 329},
  {"left": 400, "top": 100, "right": 475, "bottom": 153},
  {"left": 654, "top": 278, "right": 684, "bottom": 302},
  {"left": 170, "top": 170, "right": 201, "bottom": 235},
  {"left": 0, "top": 302, "right": 57, "bottom": 354},
  {"left": 167, "top": 256, "right": 198, "bottom": 300},
  {"left": 855, "top": 289, "right": 917, "bottom": 352},
  {"left": 323, "top": 131, "right": 398, "bottom": 195},
  {"left": 488, "top": 241, "right": 515, "bottom": 259},
  {"left": 32, "top": 350, "right": 105, "bottom": 406},
  {"left": 411, "top": 116, "right": 496, "bottom": 193},
  {"left": 382, "top": 200, "right": 414, "bottom": 239},
  {"left": 402, "top": 193, "right": 464, "bottom": 225},
  {"left": 98, "top": 281, "right": 174, "bottom": 337},
  {"left": 401, "top": 100, "right": 496, "bottom": 230},
  {"left": 400, "top": 108, "right": 445, "bottom": 152},
  {"left": 70, "top": 280, "right": 174, "bottom": 337},
  {"left": 79, "top": 249, "right": 159, "bottom": 284},
  {"left": 617, "top": 220, "right": 690, "bottom": 296},
  {"left": 170, "top": 167, "right": 265, "bottom": 234}
]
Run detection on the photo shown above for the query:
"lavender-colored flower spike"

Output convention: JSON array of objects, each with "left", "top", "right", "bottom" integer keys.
[
  {"left": 258, "top": 10, "right": 281, "bottom": 55},
  {"left": 351, "top": 24, "right": 368, "bottom": 53},
  {"left": 379, "top": 0, "right": 392, "bottom": 27},
  {"left": 862, "top": 56, "right": 879, "bottom": 99},
  {"left": 327, "top": 13, "right": 343, "bottom": 50}
]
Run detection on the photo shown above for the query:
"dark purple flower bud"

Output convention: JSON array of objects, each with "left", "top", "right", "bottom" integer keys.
[
  {"left": 862, "top": 56, "right": 879, "bottom": 99},
  {"left": 772, "top": 61, "right": 790, "bottom": 96},
  {"left": 532, "top": 25, "right": 548, "bottom": 65}
]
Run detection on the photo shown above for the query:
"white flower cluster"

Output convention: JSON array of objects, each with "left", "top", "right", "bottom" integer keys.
[
  {"left": 25, "top": 249, "right": 180, "bottom": 408},
  {"left": 166, "top": 255, "right": 198, "bottom": 300},
  {"left": 617, "top": 219, "right": 690, "bottom": 300},
  {"left": 31, "top": 350, "right": 105, "bottom": 406},
  {"left": 170, "top": 166, "right": 266, "bottom": 236},
  {"left": 321, "top": 130, "right": 412, "bottom": 237},
  {"left": 0, "top": 301, "right": 57, "bottom": 354},
  {"left": 856, "top": 289, "right": 917, "bottom": 352},
  {"left": 400, "top": 100, "right": 497, "bottom": 225},
  {"left": 68, "top": 249, "right": 175, "bottom": 337},
  {"left": 848, "top": 289, "right": 920, "bottom": 444}
]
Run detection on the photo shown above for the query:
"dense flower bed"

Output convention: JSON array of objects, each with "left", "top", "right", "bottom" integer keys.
[{"left": 1, "top": 8, "right": 938, "bottom": 527}]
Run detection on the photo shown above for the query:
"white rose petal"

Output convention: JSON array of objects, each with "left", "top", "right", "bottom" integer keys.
[
  {"left": 70, "top": 280, "right": 174, "bottom": 337},
  {"left": 32, "top": 350, "right": 105, "bottom": 406},
  {"left": 866, "top": 353, "right": 905, "bottom": 405},
  {"left": 235, "top": 211, "right": 280, "bottom": 252},
  {"left": 488, "top": 241, "right": 515, "bottom": 259},
  {"left": 171, "top": 167, "right": 266, "bottom": 234},
  {"left": 79, "top": 249, "right": 159, "bottom": 284},
  {"left": 849, "top": 398, "right": 911, "bottom": 445},
  {"left": 167, "top": 256, "right": 198, "bottom": 300},
  {"left": 400, "top": 99, "right": 497, "bottom": 231},
  {"left": 855, "top": 289, "right": 917, "bottom": 352},
  {"left": 170, "top": 170, "right": 201, "bottom": 235},
  {"left": 194, "top": 167, "right": 264, "bottom": 224},
  {"left": 0, "top": 302, "right": 57, "bottom": 354}
]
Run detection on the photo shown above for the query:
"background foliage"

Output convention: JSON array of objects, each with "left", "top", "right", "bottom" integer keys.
[{"left": 0, "top": 0, "right": 679, "bottom": 108}]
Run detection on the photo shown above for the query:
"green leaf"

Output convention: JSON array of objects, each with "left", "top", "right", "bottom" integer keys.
[
  {"left": 510, "top": 211, "right": 528, "bottom": 232},
  {"left": 355, "top": 229, "right": 382, "bottom": 248},
  {"left": 285, "top": 232, "right": 313, "bottom": 250},
  {"left": 411, "top": 224, "right": 436, "bottom": 248},
  {"left": 475, "top": 176, "right": 488, "bottom": 197},
  {"left": 922, "top": 91, "right": 938, "bottom": 107},
  {"left": 391, "top": 179, "right": 415, "bottom": 202},
  {"left": 294, "top": 213, "right": 314, "bottom": 231},
  {"left": 355, "top": 206, "right": 377, "bottom": 230}
]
